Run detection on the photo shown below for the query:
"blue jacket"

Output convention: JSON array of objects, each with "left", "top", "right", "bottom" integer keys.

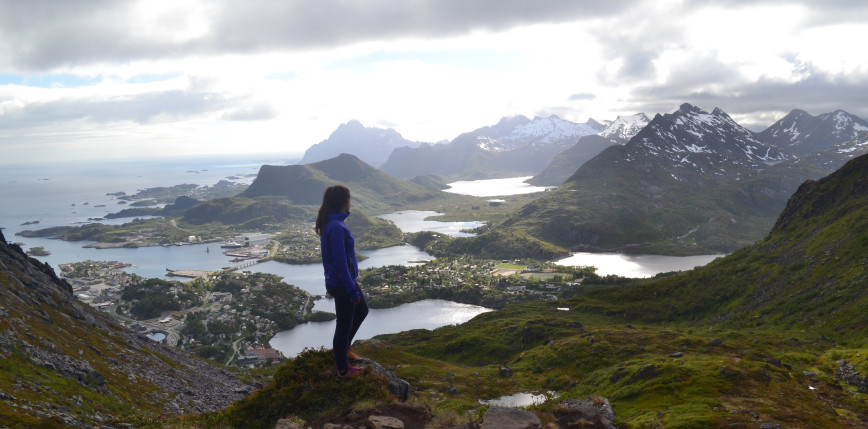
[{"left": 320, "top": 211, "right": 360, "bottom": 300}]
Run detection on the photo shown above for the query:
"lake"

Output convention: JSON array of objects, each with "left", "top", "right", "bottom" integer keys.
[
  {"left": 270, "top": 299, "right": 491, "bottom": 357},
  {"left": 556, "top": 252, "right": 725, "bottom": 277},
  {"left": 443, "top": 176, "right": 550, "bottom": 197},
  {"left": 376, "top": 210, "right": 484, "bottom": 237}
]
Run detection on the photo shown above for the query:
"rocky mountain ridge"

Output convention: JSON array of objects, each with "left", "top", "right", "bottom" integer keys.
[
  {"left": 629, "top": 103, "right": 789, "bottom": 179},
  {"left": 757, "top": 108, "right": 868, "bottom": 156}
]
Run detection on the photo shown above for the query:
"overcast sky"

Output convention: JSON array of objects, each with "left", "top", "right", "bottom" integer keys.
[{"left": 2, "top": 0, "right": 867, "bottom": 163}]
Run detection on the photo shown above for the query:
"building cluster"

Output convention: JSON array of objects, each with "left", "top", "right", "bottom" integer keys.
[
  {"left": 60, "top": 260, "right": 132, "bottom": 309},
  {"left": 238, "top": 345, "right": 282, "bottom": 366},
  {"left": 176, "top": 272, "right": 312, "bottom": 366},
  {"left": 361, "top": 258, "right": 577, "bottom": 303},
  {"left": 272, "top": 224, "right": 321, "bottom": 263}
]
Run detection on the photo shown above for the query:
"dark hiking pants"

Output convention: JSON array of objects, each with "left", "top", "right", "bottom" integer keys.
[{"left": 326, "top": 285, "right": 368, "bottom": 372}]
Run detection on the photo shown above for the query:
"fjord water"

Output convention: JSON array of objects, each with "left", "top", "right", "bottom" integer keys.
[
  {"left": 375, "top": 210, "right": 484, "bottom": 237},
  {"left": 2, "top": 162, "right": 722, "bottom": 355},
  {"left": 270, "top": 299, "right": 491, "bottom": 357}
]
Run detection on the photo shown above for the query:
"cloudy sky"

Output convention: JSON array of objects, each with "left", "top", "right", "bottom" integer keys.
[{"left": 1, "top": 0, "right": 867, "bottom": 164}]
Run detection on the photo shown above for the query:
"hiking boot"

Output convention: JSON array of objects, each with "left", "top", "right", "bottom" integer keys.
[
  {"left": 337, "top": 365, "right": 364, "bottom": 379},
  {"left": 348, "top": 348, "right": 362, "bottom": 361}
]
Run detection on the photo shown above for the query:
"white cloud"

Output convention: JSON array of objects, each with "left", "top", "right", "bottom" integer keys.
[{"left": 0, "top": 0, "right": 866, "bottom": 163}]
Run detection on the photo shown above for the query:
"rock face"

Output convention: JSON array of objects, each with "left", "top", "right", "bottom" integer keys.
[
  {"left": 0, "top": 230, "right": 256, "bottom": 426},
  {"left": 553, "top": 397, "right": 618, "bottom": 429},
  {"left": 480, "top": 406, "right": 541, "bottom": 429},
  {"left": 361, "top": 357, "right": 411, "bottom": 402}
]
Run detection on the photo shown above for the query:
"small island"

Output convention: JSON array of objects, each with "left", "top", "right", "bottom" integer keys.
[{"left": 26, "top": 246, "right": 51, "bottom": 256}]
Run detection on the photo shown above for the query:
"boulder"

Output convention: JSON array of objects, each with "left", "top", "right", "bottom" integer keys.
[
  {"left": 358, "top": 358, "right": 411, "bottom": 402},
  {"left": 554, "top": 397, "right": 617, "bottom": 429},
  {"left": 273, "top": 419, "right": 303, "bottom": 429},
  {"left": 480, "top": 406, "right": 540, "bottom": 429},
  {"left": 499, "top": 365, "right": 513, "bottom": 377},
  {"left": 368, "top": 415, "right": 405, "bottom": 429}
]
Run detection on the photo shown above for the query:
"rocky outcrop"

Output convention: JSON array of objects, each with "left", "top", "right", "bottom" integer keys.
[
  {"left": 552, "top": 397, "right": 618, "bottom": 429},
  {"left": 836, "top": 360, "right": 868, "bottom": 393},
  {"left": 480, "top": 406, "right": 541, "bottom": 429}
]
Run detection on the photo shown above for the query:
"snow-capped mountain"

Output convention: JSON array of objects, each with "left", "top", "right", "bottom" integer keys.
[
  {"left": 299, "top": 120, "right": 423, "bottom": 167},
  {"left": 380, "top": 115, "right": 606, "bottom": 179},
  {"left": 464, "top": 115, "right": 605, "bottom": 152},
  {"left": 598, "top": 113, "right": 650, "bottom": 144},
  {"left": 626, "top": 103, "right": 790, "bottom": 179},
  {"left": 488, "top": 104, "right": 803, "bottom": 255},
  {"left": 757, "top": 109, "right": 868, "bottom": 156}
]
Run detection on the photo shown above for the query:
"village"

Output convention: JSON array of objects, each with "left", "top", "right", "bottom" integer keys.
[
  {"left": 63, "top": 257, "right": 314, "bottom": 367},
  {"left": 360, "top": 257, "right": 588, "bottom": 308},
  {"left": 59, "top": 235, "right": 596, "bottom": 368}
]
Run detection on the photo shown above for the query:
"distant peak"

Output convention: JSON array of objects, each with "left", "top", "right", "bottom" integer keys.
[
  {"left": 787, "top": 108, "right": 811, "bottom": 117},
  {"left": 678, "top": 103, "right": 701, "bottom": 113},
  {"left": 341, "top": 119, "right": 365, "bottom": 129},
  {"left": 496, "top": 115, "right": 531, "bottom": 127}
]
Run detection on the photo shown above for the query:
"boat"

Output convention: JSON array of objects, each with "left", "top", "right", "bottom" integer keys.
[{"left": 220, "top": 241, "right": 244, "bottom": 249}]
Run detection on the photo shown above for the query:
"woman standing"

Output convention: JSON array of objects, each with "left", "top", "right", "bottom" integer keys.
[{"left": 315, "top": 185, "right": 368, "bottom": 378}]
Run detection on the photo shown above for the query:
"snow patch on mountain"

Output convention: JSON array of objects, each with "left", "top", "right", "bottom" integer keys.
[
  {"left": 475, "top": 115, "right": 603, "bottom": 152},
  {"left": 598, "top": 113, "right": 650, "bottom": 144},
  {"left": 627, "top": 103, "right": 790, "bottom": 178}
]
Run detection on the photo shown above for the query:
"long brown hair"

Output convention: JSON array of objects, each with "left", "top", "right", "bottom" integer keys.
[{"left": 315, "top": 185, "right": 351, "bottom": 236}]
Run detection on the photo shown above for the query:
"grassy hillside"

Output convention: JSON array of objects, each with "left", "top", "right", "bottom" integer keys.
[
  {"left": 0, "top": 232, "right": 254, "bottom": 428},
  {"left": 579, "top": 153, "right": 868, "bottom": 337},
  {"left": 181, "top": 155, "right": 868, "bottom": 428},
  {"left": 367, "top": 155, "right": 868, "bottom": 427}
]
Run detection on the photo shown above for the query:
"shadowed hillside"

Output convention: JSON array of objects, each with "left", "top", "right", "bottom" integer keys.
[
  {"left": 241, "top": 153, "right": 441, "bottom": 214},
  {"left": 0, "top": 229, "right": 255, "bottom": 427}
]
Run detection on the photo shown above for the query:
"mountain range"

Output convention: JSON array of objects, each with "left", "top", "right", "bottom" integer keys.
[
  {"left": 757, "top": 108, "right": 868, "bottom": 156},
  {"left": 443, "top": 104, "right": 868, "bottom": 256}
]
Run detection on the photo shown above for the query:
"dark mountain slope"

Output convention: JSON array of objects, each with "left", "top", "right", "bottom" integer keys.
[
  {"left": 0, "top": 230, "right": 254, "bottom": 427},
  {"left": 239, "top": 153, "right": 441, "bottom": 214},
  {"left": 584, "top": 152, "right": 868, "bottom": 336},
  {"left": 527, "top": 135, "right": 617, "bottom": 186},
  {"left": 481, "top": 104, "right": 792, "bottom": 255}
]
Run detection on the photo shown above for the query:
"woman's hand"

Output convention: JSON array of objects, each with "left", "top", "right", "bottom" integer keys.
[{"left": 352, "top": 297, "right": 361, "bottom": 305}]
